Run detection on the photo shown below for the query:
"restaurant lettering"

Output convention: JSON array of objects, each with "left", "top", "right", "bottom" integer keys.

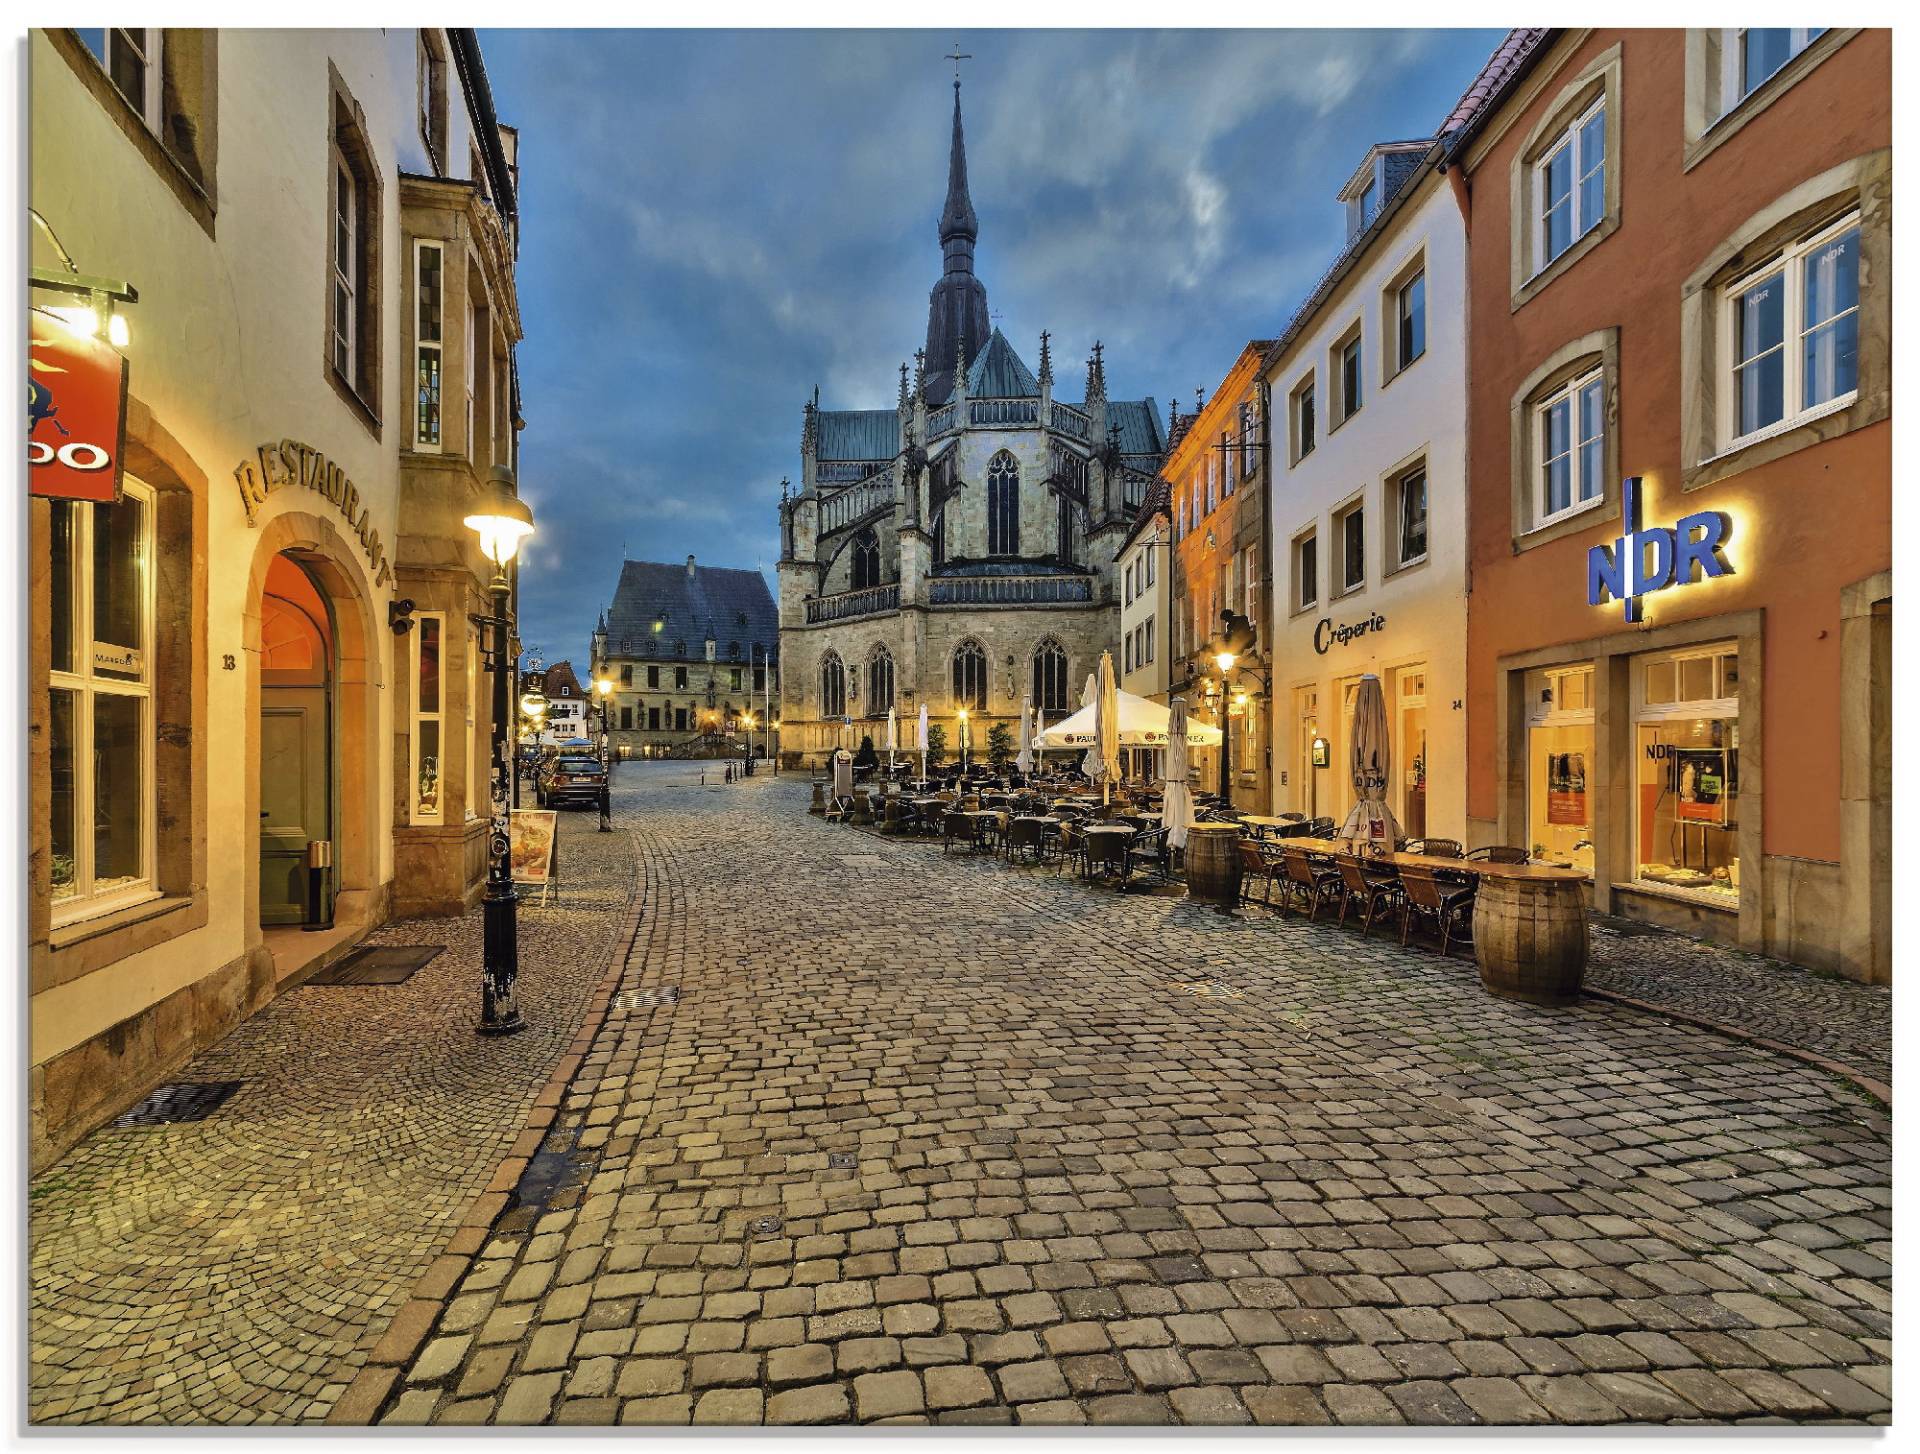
[
  {"left": 1587, "top": 476, "right": 1731, "bottom": 624},
  {"left": 233, "top": 439, "right": 393, "bottom": 587},
  {"left": 1313, "top": 610, "right": 1386, "bottom": 655}
]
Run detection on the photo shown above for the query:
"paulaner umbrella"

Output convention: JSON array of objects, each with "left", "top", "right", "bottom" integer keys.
[
  {"left": 1162, "top": 696, "right": 1195, "bottom": 851},
  {"left": 917, "top": 702, "right": 929, "bottom": 778},
  {"left": 1337, "top": 673, "right": 1402, "bottom": 852},
  {"left": 1092, "top": 650, "right": 1120, "bottom": 805},
  {"left": 1015, "top": 693, "right": 1034, "bottom": 775}
]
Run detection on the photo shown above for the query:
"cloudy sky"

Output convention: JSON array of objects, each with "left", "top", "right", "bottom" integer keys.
[{"left": 481, "top": 28, "right": 1505, "bottom": 667}]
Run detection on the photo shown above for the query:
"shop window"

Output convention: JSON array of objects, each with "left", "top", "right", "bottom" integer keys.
[
  {"left": 1723, "top": 213, "right": 1860, "bottom": 450},
  {"left": 1389, "top": 463, "right": 1428, "bottom": 572},
  {"left": 412, "top": 612, "right": 444, "bottom": 823},
  {"left": 465, "top": 626, "right": 478, "bottom": 820},
  {"left": 1290, "top": 373, "right": 1316, "bottom": 464},
  {"left": 1509, "top": 46, "right": 1621, "bottom": 308},
  {"left": 48, "top": 483, "right": 157, "bottom": 923},
  {"left": 1525, "top": 664, "right": 1596, "bottom": 877},
  {"left": 1633, "top": 645, "right": 1740, "bottom": 905},
  {"left": 412, "top": 241, "right": 444, "bottom": 450},
  {"left": 1292, "top": 527, "right": 1318, "bottom": 614},
  {"left": 1335, "top": 500, "right": 1365, "bottom": 596},
  {"left": 952, "top": 639, "right": 988, "bottom": 711},
  {"left": 417, "top": 28, "right": 448, "bottom": 173}
]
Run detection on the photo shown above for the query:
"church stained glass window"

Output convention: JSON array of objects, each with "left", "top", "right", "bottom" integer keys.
[
  {"left": 1033, "top": 638, "right": 1069, "bottom": 712},
  {"left": 820, "top": 651, "right": 846, "bottom": 718},
  {"left": 987, "top": 451, "right": 1020, "bottom": 555},
  {"left": 868, "top": 645, "right": 895, "bottom": 716},
  {"left": 952, "top": 639, "right": 987, "bottom": 711},
  {"left": 851, "top": 530, "right": 881, "bottom": 591}
]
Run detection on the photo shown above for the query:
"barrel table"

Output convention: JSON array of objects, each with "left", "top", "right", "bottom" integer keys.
[
  {"left": 809, "top": 781, "right": 826, "bottom": 815},
  {"left": 1184, "top": 823, "right": 1243, "bottom": 910},
  {"left": 1291, "top": 838, "right": 1591, "bottom": 1004}
]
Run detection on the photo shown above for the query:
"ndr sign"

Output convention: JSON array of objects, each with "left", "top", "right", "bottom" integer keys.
[{"left": 1587, "top": 476, "right": 1732, "bottom": 624}]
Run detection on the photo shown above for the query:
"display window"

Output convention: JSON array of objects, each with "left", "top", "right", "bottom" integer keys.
[
  {"left": 1632, "top": 644, "right": 1740, "bottom": 905},
  {"left": 1525, "top": 663, "right": 1594, "bottom": 876},
  {"left": 1396, "top": 667, "right": 1428, "bottom": 839}
]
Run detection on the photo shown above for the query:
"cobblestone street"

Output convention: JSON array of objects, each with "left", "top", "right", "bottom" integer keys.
[{"left": 354, "top": 767, "right": 1891, "bottom": 1427}]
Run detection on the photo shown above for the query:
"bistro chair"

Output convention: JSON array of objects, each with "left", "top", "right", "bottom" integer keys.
[
  {"left": 942, "top": 810, "right": 976, "bottom": 855},
  {"left": 1005, "top": 816, "right": 1047, "bottom": 866},
  {"left": 1280, "top": 846, "right": 1344, "bottom": 921},
  {"left": 1082, "top": 827, "right": 1132, "bottom": 886},
  {"left": 1237, "top": 840, "right": 1285, "bottom": 906},
  {"left": 1125, "top": 826, "right": 1173, "bottom": 887},
  {"left": 1404, "top": 838, "right": 1464, "bottom": 860},
  {"left": 1307, "top": 816, "right": 1337, "bottom": 838},
  {"left": 1054, "top": 820, "right": 1089, "bottom": 879},
  {"left": 1398, "top": 864, "right": 1476, "bottom": 957},
  {"left": 1335, "top": 855, "right": 1404, "bottom": 939},
  {"left": 1467, "top": 845, "right": 1530, "bottom": 864}
]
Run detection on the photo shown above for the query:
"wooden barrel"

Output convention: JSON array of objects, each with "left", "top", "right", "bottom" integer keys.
[
  {"left": 809, "top": 781, "right": 826, "bottom": 815},
  {"left": 1184, "top": 823, "right": 1243, "bottom": 909},
  {"left": 1473, "top": 874, "right": 1589, "bottom": 1006}
]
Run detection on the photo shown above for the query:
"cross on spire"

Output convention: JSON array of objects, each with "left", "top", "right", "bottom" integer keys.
[{"left": 945, "top": 42, "right": 972, "bottom": 85}]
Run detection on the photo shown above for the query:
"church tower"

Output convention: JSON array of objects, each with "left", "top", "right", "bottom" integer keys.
[{"left": 921, "top": 81, "right": 990, "bottom": 408}]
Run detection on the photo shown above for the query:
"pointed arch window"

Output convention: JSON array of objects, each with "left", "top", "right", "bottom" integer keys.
[
  {"left": 820, "top": 651, "right": 846, "bottom": 718},
  {"left": 1055, "top": 492, "right": 1077, "bottom": 566},
  {"left": 1033, "top": 638, "right": 1069, "bottom": 713},
  {"left": 952, "top": 639, "right": 988, "bottom": 711},
  {"left": 932, "top": 508, "right": 947, "bottom": 565},
  {"left": 987, "top": 450, "right": 1020, "bottom": 555},
  {"left": 868, "top": 645, "right": 895, "bottom": 716},
  {"left": 851, "top": 529, "right": 881, "bottom": 591}
]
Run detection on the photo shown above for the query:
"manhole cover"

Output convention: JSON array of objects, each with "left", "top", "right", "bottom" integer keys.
[
  {"left": 114, "top": 1081, "right": 243, "bottom": 1126},
  {"left": 827, "top": 1152, "right": 858, "bottom": 1169},
  {"left": 748, "top": 1216, "right": 784, "bottom": 1237},
  {"left": 306, "top": 945, "right": 443, "bottom": 985},
  {"left": 614, "top": 986, "right": 681, "bottom": 1010}
]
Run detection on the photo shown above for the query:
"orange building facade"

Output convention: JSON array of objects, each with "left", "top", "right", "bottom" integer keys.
[
  {"left": 1455, "top": 29, "right": 1889, "bottom": 979},
  {"left": 1166, "top": 342, "right": 1272, "bottom": 812}
]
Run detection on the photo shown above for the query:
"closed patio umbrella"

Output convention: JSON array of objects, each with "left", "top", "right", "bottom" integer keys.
[
  {"left": 886, "top": 706, "right": 898, "bottom": 773},
  {"left": 1015, "top": 693, "right": 1034, "bottom": 775},
  {"left": 917, "top": 702, "right": 929, "bottom": 778},
  {"left": 1092, "top": 651, "right": 1120, "bottom": 805},
  {"left": 1162, "top": 696, "right": 1195, "bottom": 851},
  {"left": 1337, "top": 673, "right": 1401, "bottom": 852},
  {"left": 1078, "top": 673, "right": 1098, "bottom": 778}
]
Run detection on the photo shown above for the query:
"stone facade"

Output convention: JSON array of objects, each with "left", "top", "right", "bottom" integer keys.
[{"left": 776, "top": 84, "right": 1164, "bottom": 766}]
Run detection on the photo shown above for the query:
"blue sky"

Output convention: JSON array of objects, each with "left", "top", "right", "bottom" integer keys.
[{"left": 480, "top": 28, "right": 1506, "bottom": 667}]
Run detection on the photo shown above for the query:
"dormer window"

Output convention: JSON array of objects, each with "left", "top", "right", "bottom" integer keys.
[{"left": 1359, "top": 177, "right": 1378, "bottom": 226}]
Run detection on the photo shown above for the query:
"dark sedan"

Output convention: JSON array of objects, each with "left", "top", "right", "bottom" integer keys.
[{"left": 536, "top": 755, "right": 607, "bottom": 809}]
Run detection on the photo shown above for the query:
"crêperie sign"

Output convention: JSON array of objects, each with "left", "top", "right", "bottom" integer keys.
[{"left": 1313, "top": 610, "right": 1386, "bottom": 655}]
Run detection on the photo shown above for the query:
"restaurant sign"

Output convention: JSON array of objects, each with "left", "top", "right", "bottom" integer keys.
[
  {"left": 28, "top": 308, "right": 128, "bottom": 503},
  {"left": 234, "top": 439, "right": 394, "bottom": 587},
  {"left": 1313, "top": 610, "right": 1386, "bottom": 655},
  {"left": 1587, "top": 476, "right": 1731, "bottom": 624}
]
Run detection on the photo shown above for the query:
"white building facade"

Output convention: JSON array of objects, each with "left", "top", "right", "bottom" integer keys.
[{"left": 1262, "top": 144, "right": 1468, "bottom": 841}]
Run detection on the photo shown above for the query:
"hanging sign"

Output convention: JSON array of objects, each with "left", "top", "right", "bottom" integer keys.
[
  {"left": 1588, "top": 476, "right": 1732, "bottom": 624},
  {"left": 28, "top": 308, "right": 128, "bottom": 503}
]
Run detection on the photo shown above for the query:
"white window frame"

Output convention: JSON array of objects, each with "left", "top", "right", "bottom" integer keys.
[
  {"left": 1336, "top": 333, "right": 1363, "bottom": 425},
  {"left": 1723, "top": 27, "right": 1827, "bottom": 112},
  {"left": 1534, "top": 365, "right": 1608, "bottom": 529},
  {"left": 412, "top": 611, "right": 446, "bottom": 825},
  {"left": 1335, "top": 500, "right": 1366, "bottom": 596},
  {"left": 1533, "top": 96, "right": 1607, "bottom": 274},
  {"left": 465, "top": 626, "right": 479, "bottom": 820},
  {"left": 1395, "top": 269, "right": 1426, "bottom": 373},
  {"left": 331, "top": 150, "right": 358, "bottom": 382},
  {"left": 1292, "top": 527, "right": 1319, "bottom": 614},
  {"left": 85, "top": 28, "right": 165, "bottom": 133},
  {"left": 1718, "top": 211, "right": 1862, "bottom": 454},
  {"left": 1239, "top": 403, "right": 1257, "bottom": 478},
  {"left": 48, "top": 480, "right": 159, "bottom": 926},
  {"left": 413, "top": 240, "right": 445, "bottom": 452},
  {"left": 1242, "top": 543, "right": 1260, "bottom": 621},
  {"left": 1291, "top": 373, "right": 1316, "bottom": 463},
  {"left": 1392, "top": 464, "right": 1429, "bottom": 571}
]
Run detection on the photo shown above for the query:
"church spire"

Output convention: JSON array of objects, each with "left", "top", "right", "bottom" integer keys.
[
  {"left": 939, "top": 81, "right": 979, "bottom": 254},
  {"left": 923, "top": 71, "right": 991, "bottom": 409}
]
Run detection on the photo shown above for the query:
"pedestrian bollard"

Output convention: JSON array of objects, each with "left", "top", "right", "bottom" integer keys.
[
  {"left": 302, "top": 839, "right": 335, "bottom": 932},
  {"left": 598, "top": 782, "right": 612, "bottom": 833}
]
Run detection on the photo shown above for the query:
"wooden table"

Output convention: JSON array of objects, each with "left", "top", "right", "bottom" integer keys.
[
  {"left": 1287, "top": 838, "right": 1591, "bottom": 1004},
  {"left": 1237, "top": 815, "right": 1306, "bottom": 838}
]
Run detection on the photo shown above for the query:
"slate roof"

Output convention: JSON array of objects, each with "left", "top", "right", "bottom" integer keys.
[
  {"left": 966, "top": 328, "right": 1040, "bottom": 398},
  {"left": 543, "top": 660, "right": 583, "bottom": 697},
  {"left": 1059, "top": 397, "right": 1166, "bottom": 459},
  {"left": 816, "top": 409, "right": 901, "bottom": 462},
  {"left": 603, "top": 558, "right": 779, "bottom": 664},
  {"left": 1118, "top": 476, "right": 1172, "bottom": 554}
]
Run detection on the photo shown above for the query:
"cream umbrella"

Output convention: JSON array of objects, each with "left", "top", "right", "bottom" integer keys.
[
  {"left": 1162, "top": 696, "right": 1195, "bottom": 851},
  {"left": 1337, "top": 673, "right": 1402, "bottom": 853},
  {"left": 1092, "top": 650, "right": 1121, "bottom": 805},
  {"left": 1077, "top": 673, "right": 1098, "bottom": 778},
  {"left": 885, "top": 706, "right": 898, "bottom": 775},
  {"left": 1015, "top": 693, "right": 1034, "bottom": 775},
  {"left": 1039, "top": 689, "right": 1224, "bottom": 750},
  {"left": 917, "top": 701, "right": 929, "bottom": 779}
]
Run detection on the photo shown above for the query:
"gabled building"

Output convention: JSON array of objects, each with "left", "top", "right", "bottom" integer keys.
[{"left": 776, "top": 80, "right": 1166, "bottom": 766}]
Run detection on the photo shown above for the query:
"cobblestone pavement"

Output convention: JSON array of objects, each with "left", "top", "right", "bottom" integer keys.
[
  {"left": 1584, "top": 919, "right": 1890, "bottom": 1090},
  {"left": 379, "top": 771, "right": 1891, "bottom": 1427},
  {"left": 28, "top": 799, "right": 643, "bottom": 1426}
]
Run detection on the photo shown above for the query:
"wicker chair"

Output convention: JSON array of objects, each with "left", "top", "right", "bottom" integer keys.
[
  {"left": 1237, "top": 840, "right": 1284, "bottom": 906},
  {"left": 1398, "top": 864, "right": 1476, "bottom": 956},
  {"left": 1054, "top": 820, "right": 1089, "bottom": 878},
  {"left": 1005, "top": 816, "right": 1047, "bottom": 866},
  {"left": 1335, "top": 855, "right": 1403, "bottom": 938},
  {"left": 1082, "top": 829, "right": 1131, "bottom": 885},
  {"left": 1467, "top": 845, "right": 1530, "bottom": 864},
  {"left": 1404, "top": 837, "right": 1464, "bottom": 859},
  {"left": 942, "top": 811, "right": 975, "bottom": 855},
  {"left": 1125, "top": 827, "right": 1173, "bottom": 887},
  {"left": 1280, "top": 846, "right": 1344, "bottom": 920}
]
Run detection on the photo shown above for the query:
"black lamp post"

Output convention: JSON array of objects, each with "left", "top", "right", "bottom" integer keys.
[
  {"left": 465, "top": 467, "right": 535, "bottom": 1037},
  {"left": 594, "top": 676, "right": 614, "bottom": 831}
]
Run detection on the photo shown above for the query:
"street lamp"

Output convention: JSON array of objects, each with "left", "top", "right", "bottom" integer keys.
[
  {"left": 464, "top": 467, "right": 534, "bottom": 1037},
  {"left": 593, "top": 677, "right": 614, "bottom": 832},
  {"left": 741, "top": 711, "right": 756, "bottom": 777},
  {"left": 957, "top": 708, "right": 970, "bottom": 774}
]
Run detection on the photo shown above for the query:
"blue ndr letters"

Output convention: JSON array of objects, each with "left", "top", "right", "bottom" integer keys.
[{"left": 1586, "top": 477, "right": 1732, "bottom": 623}]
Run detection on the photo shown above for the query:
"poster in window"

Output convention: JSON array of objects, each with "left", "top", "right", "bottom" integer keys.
[
  {"left": 1674, "top": 748, "right": 1727, "bottom": 823},
  {"left": 1546, "top": 751, "right": 1588, "bottom": 825},
  {"left": 28, "top": 308, "right": 128, "bottom": 503}
]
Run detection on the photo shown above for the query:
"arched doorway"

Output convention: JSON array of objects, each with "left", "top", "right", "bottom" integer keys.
[{"left": 258, "top": 554, "right": 336, "bottom": 926}]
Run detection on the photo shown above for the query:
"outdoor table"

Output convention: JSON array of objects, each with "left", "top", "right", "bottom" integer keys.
[
  {"left": 1289, "top": 837, "right": 1592, "bottom": 1004},
  {"left": 1237, "top": 815, "right": 1295, "bottom": 838},
  {"left": 959, "top": 808, "right": 1000, "bottom": 853},
  {"left": 1079, "top": 823, "right": 1136, "bottom": 885}
]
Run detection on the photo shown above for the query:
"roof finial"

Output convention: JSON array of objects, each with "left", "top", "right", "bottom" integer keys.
[
  {"left": 1086, "top": 340, "right": 1106, "bottom": 403},
  {"left": 944, "top": 40, "right": 972, "bottom": 86},
  {"left": 914, "top": 348, "right": 926, "bottom": 401},
  {"left": 899, "top": 361, "right": 911, "bottom": 411},
  {"left": 1195, "top": 385, "right": 1205, "bottom": 413},
  {"left": 1038, "top": 329, "right": 1052, "bottom": 387}
]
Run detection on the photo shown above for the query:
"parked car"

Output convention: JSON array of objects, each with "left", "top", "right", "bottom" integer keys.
[{"left": 536, "top": 754, "right": 607, "bottom": 809}]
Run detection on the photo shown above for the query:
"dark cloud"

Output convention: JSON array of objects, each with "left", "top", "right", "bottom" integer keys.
[{"left": 480, "top": 28, "right": 1504, "bottom": 666}]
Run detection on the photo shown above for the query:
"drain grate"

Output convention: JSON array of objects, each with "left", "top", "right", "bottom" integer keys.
[
  {"left": 306, "top": 945, "right": 443, "bottom": 985},
  {"left": 115, "top": 1081, "right": 243, "bottom": 1126},
  {"left": 748, "top": 1216, "right": 784, "bottom": 1237},
  {"left": 613, "top": 985, "right": 681, "bottom": 1010},
  {"left": 827, "top": 1152, "right": 859, "bottom": 1170}
]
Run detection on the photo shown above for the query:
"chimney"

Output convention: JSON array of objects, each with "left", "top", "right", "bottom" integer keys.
[{"left": 686, "top": 555, "right": 696, "bottom": 578}]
